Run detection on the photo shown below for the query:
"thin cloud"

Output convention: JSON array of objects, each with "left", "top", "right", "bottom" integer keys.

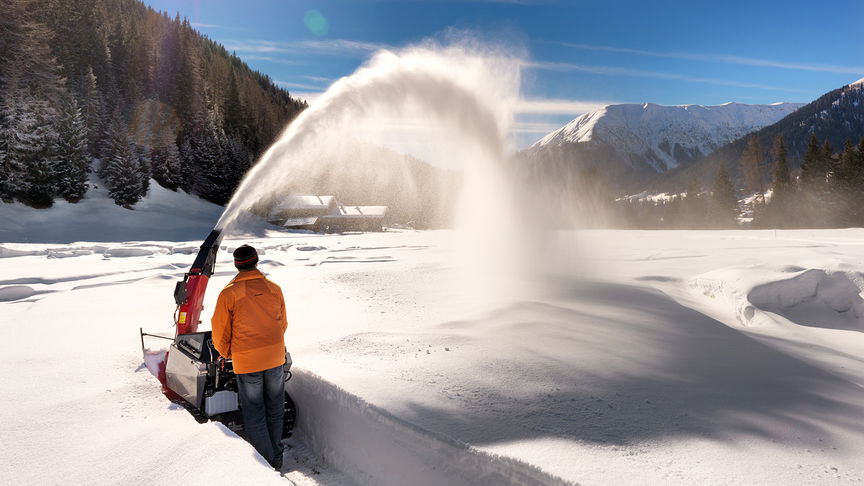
[
  {"left": 525, "top": 60, "right": 809, "bottom": 92},
  {"left": 515, "top": 97, "right": 610, "bottom": 115},
  {"left": 717, "top": 54, "right": 864, "bottom": 75},
  {"left": 297, "top": 39, "right": 392, "bottom": 54},
  {"left": 510, "top": 121, "right": 566, "bottom": 134},
  {"left": 224, "top": 38, "right": 391, "bottom": 57},
  {"left": 384, "top": 0, "right": 551, "bottom": 3},
  {"left": 190, "top": 22, "right": 222, "bottom": 29},
  {"left": 275, "top": 80, "right": 328, "bottom": 91},
  {"left": 242, "top": 55, "right": 300, "bottom": 65},
  {"left": 549, "top": 41, "right": 864, "bottom": 75},
  {"left": 301, "top": 75, "right": 337, "bottom": 83}
]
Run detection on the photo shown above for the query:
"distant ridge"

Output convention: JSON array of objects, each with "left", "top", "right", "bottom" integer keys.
[
  {"left": 657, "top": 78, "right": 864, "bottom": 191},
  {"left": 525, "top": 102, "right": 803, "bottom": 182}
]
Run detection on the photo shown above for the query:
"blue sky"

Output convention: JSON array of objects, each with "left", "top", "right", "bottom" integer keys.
[{"left": 142, "top": 0, "right": 864, "bottom": 148}]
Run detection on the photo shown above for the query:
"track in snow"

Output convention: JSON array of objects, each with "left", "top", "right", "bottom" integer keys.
[{"left": 287, "top": 369, "right": 574, "bottom": 486}]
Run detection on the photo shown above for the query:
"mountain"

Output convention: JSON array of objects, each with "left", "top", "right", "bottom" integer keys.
[
  {"left": 522, "top": 102, "right": 803, "bottom": 188},
  {"left": 657, "top": 77, "right": 864, "bottom": 191}
]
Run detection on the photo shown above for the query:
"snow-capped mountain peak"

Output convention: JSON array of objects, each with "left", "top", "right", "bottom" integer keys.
[{"left": 531, "top": 101, "right": 804, "bottom": 173}]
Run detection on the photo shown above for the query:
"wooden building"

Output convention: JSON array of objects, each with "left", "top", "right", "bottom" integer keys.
[{"left": 269, "top": 195, "right": 388, "bottom": 233}]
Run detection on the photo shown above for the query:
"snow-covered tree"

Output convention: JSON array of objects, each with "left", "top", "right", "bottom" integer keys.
[
  {"left": 54, "top": 95, "right": 90, "bottom": 202},
  {"left": 1, "top": 93, "right": 61, "bottom": 208},
  {"left": 79, "top": 65, "right": 105, "bottom": 157},
  {"left": 101, "top": 109, "right": 145, "bottom": 208},
  {"left": 149, "top": 123, "right": 183, "bottom": 191},
  {"left": 136, "top": 144, "right": 152, "bottom": 197},
  {"left": 0, "top": 0, "right": 65, "bottom": 207}
]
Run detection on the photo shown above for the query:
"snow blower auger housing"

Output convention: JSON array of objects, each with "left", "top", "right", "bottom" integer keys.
[{"left": 141, "top": 228, "right": 296, "bottom": 438}]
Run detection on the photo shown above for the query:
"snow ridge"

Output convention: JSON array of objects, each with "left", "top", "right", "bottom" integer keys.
[
  {"left": 533, "top": 102, "right": 803, "bottom": 171},
  {"left": 287, "top": 368, "right": 573, "bottom": 486}
]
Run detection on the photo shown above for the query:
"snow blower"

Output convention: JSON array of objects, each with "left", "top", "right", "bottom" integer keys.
[{"left": 140, "top": 228, "right": 297, "bottom": 438}]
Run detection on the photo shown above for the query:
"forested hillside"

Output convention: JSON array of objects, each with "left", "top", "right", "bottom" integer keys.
[
  {"left": 655, "top": 80, "right": 864, "bottom": 193},
  {"left": 0, "top": 0, "right": 307, "bottom": 208}
]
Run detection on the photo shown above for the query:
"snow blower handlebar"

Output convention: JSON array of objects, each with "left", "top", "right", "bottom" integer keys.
[{"left": 173, "top": 229, "right": 223, "bottom": 335}]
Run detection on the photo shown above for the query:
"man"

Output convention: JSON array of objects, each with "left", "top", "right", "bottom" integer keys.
[{"left": 212, "top": 244, "right": 288, "bottom": 470}]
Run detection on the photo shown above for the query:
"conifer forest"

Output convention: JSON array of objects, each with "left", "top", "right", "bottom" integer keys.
[{"left": 0, "top": 0, "right": 307, "bottom": 209}]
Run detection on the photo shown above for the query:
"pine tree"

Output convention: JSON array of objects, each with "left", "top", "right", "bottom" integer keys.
[
  {"left": 858, "top": 136, "right": 864, "bottom": 169},
  {"left": 137, "top": 144, "right": 151, "bottom": 197},
  {"left": 800, "top": 133, "right": 824, "bottom": 190},
  {"left": 224, "top": 71, "right": 248, "bottom": 139},
  {"left": 822, "top": 139, "right": 835, "bottom": 170},
  {"left": 763, "top": 136, "right": 792, "bottom": 228},
  {"left": 185, "top": 123, "right": 226, "bottom": 202},
  {"left": 740, "top": 136, "right": 766, "bottom": 204},
  {"left": 104, "top": 141, "right": 144, "bottom": 209},
  {"left": 796, "top": 135, "right": 837, "bottom": 227},
  {"left": 772, "top": 136, "right": 790, "bottom": 198},
  {"left": 821, "top": 139, "right": 841, "bottom": 226},
  {"left": 80, "top": 65, "right": 105, "bottom": 157},
  {"left": 679, "top": 178, "right": 706, "bottom": 228},
  {"left": 149, "top": 123, "right": 183, "bottom": 190},
  {"left": 835, "top": 139, "right": 863, "bottom": 226},
  {"left": 156, "top": 13, "right": 181, "bottom": 108},
  {"left": 0, "top": 0, "right": 65, "bottom": 207},
  {"left": 101, "top": 108, "right": 145, "bottom": 208},
  {"left": 0, "top": 96, "right": 20, "bottom": 202},
  {"left": 2, "top": 94, "right": 61, "bottom": 208},
  {"left": 709, "top": 163, "right": 737, "bottom": 228},
  {"left": 54, "top": 94, "right": 90, "bottom": 202},
  {"left": 18, "top": 105, "right": 60, "bottom": 208}
]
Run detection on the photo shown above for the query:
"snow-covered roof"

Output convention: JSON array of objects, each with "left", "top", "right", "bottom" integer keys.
[
  {"left": 274, "top": 195, "right": 336, "bottom": 211},
  {"left": 282, "top": 216, "right": 320, "bottom": 227},
  {"left": 616, "top": 191, "right": 681, "bottom": 203},
  {"left": 331, "top": 205, "right": 388, "bottom": 217}
]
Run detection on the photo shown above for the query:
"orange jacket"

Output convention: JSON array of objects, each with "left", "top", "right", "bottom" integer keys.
[{"left": 211, "top": 269, "right": 288, "bottom": 374}]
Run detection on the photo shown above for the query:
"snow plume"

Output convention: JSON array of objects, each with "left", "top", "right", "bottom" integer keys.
[{"left": 217, "top": 39, "right": 528, "bottom": 300}]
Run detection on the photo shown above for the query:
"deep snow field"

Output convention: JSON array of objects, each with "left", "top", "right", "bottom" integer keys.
[{"left": 3, "top": 190, "right": 864, "bottom": 485}]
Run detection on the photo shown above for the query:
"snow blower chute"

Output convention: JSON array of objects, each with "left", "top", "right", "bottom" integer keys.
[{"left": 140, "top": 229, "right": 296, "bottom": 437}]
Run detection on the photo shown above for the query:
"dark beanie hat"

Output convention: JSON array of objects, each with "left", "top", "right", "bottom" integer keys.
[{"left": 233, "top": 245, "right": 258, "bottom": 270}]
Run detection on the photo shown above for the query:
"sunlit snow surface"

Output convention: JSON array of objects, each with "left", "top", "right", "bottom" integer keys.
[{"left": 3, "top": 224, "right": 864, "bottom": 485}]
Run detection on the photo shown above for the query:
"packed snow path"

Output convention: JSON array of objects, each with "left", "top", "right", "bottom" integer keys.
[{"left": 3, "top": 229, "right": 864, "bottom": 484}]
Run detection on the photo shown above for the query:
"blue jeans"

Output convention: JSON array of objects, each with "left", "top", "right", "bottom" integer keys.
[{"left": 237, "top": 365, "right": 285, "bottom": 465}]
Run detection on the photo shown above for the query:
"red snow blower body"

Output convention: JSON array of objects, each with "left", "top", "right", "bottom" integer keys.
[{"left": 140, "top": 229, "right": 296, "bottom": 437}]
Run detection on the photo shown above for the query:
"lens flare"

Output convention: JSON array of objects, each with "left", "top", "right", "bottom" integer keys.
[{"left": 303, "top": 10, "right": 329, "bottom": 36}]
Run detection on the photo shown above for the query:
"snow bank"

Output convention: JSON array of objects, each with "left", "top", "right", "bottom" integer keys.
[
  {"left": 0, "top": 246, "right": 47, "bottom": 258},
  {"left": 691, "top": 266, "right": 864, "bottom": 331},
  {"left": 103, "top": 247, "right": 157, "bottom": 258},
  {"left": 0, "top": 180, "right": 224, "bottom": 243},
  {"left": 749, "top": 269, "right": 864, "bottom": 331},
  {"left": 288, "top": 368, "right": 571, "bottom": 486},
  {"left": 47, "top": 248, "right": 95, "bottom": 258}
]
